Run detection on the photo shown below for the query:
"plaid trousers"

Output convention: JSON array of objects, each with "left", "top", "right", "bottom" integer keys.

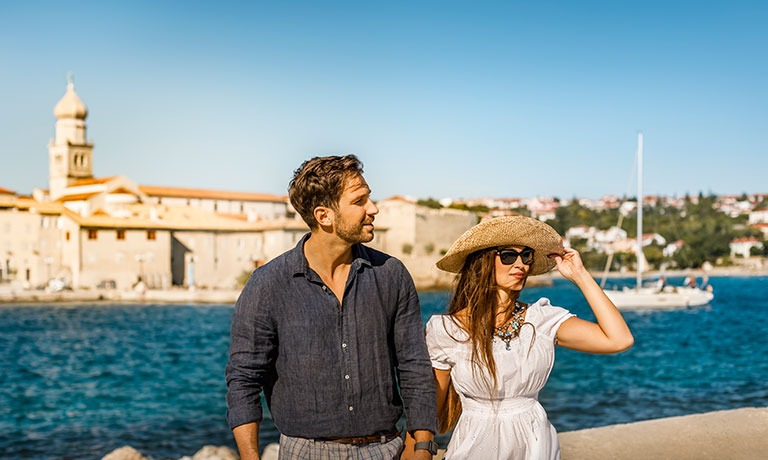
[{"left": 278, "top": 433, "right": 404, "bottom": 460}]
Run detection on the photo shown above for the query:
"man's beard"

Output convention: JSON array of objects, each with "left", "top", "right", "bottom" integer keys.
[{"left": 335, "top": 215, "right": 374, "bottom": 244}]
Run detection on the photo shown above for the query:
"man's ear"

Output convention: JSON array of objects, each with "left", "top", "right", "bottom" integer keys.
[{"left": 313, "top": 206, "right": 335, "bottom": 228}]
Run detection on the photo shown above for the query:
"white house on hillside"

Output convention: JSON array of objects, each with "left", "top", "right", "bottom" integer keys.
[
  {"left": 730, "top": 238, "right": 763, "bottom": 258},
  {"left": 749, "top": 207, "right": 768, "bottom": 225}
]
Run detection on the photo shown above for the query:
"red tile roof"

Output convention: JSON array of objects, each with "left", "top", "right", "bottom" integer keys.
[
  {"left": 139, "top": 185, "right": 286, "bottom": 202},
  {"left": 731, "top": 237, "right": 761, "bottom": 243},
  {"left": 382, "top": 195, "right": 415, "bottom": 203},
  {"left": 0, "top": 186, "right": 16, "bottom": 195},
  {"left": 68, "top": 176, "right": 118, "bottom": 187},
  {"left": 56, "top": 192, "right": 101, "bottom": 202}
]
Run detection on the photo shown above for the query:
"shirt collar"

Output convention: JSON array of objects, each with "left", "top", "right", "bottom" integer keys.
[{"left": 289, "top": 233, "right": 373, "bottom": 278}]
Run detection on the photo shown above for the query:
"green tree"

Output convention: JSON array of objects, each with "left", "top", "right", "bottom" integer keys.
[
  {"left": 237, "top": 270, "right": 253, "bottom": 286},
  {"left": 417, "top": 198, "right": 443, "bottom": 209},
  {"left": 644, "top": 245, "right": 664, "bottom": 270},
  {"left": 449, "top": 203, "right": 490, "bottom": 214}
]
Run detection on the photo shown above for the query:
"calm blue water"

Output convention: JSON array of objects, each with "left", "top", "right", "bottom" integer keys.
[{"left": 1, "top": 277, "right": 766, "bottom": 459}]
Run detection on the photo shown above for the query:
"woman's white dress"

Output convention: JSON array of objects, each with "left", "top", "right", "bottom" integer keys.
[{"left": 426, "top": 297, "right": 574, "bottom": 460}]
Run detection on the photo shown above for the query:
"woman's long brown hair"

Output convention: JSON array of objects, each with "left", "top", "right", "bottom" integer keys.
[{"left": 438, "top": 247, "right": 526, "bottom": 433}]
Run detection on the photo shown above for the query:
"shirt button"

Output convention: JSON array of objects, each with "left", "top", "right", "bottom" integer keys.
[
  {"left": 348, "top": 406, "right": 354, "bottom": 411},
  {"left": 344, "top": 374, "right": 350, "bottom": 380},
  {"left": 322, "top": 286, "right": 327, "bottom": 291},
  {"left": 341, "top": 343, "right": 347, "bottom": 348}
]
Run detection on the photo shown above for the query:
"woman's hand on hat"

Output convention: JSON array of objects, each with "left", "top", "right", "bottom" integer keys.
[{"left": 549, "top": 247, "right": 589, "bottom": 283}]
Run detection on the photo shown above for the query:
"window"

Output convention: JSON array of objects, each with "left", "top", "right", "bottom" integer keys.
[
  {"left": 87, "top": 229, "right": 98, "bottom": 240},
  {"left": 147, "top": 230, "right": 156, "bottom": 240},
  {"left": 117, "top": 230, "right": 126, "bottom": 240},
  {"left": 65, "top": 231, "right": 70, "bottom": 241}
]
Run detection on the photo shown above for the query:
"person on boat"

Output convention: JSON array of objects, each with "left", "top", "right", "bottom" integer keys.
[{"left": 419, "top": 216, "right": 633, "bottom": 460}]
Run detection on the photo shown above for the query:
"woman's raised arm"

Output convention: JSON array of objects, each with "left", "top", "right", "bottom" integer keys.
[{"left": 549, "top": 248, "right": 634, "bottom": 354}]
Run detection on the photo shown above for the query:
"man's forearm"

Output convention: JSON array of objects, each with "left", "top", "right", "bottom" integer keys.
[
  {"left": 233, "top": 422, "right": 261, "bottom": 460},
  {"left": 402, "top": 429, "right": 434, "bottom": 459}
]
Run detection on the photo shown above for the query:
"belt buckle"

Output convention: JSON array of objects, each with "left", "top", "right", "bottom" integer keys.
[{"left": 350, "top": 437, "right": 366, "bottom": 445}]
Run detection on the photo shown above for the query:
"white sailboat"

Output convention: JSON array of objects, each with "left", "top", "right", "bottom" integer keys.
[{"left": 603, "top": 132, "right": 714, "bottom": 310}]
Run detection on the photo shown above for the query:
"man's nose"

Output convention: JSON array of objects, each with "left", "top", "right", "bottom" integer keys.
[{"left": 367, "top": 199, "right": 379, "bottom": 216}]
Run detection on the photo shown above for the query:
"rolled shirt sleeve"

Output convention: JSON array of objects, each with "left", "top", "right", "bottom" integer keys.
[
  {"left": 393, "top": 263, "right": 438, "bottom": 434},
  {"left": 225, "top": 271, "right": 278, "bottom": 430}
]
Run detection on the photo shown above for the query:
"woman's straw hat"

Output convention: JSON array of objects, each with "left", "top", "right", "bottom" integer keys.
[{"left": 436, "top": 216, "right": 564, "bottom": 275}]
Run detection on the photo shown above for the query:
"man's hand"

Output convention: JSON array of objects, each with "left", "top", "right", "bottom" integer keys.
[
  {"left": 233, "top": 422, "right": 261, "bottom": 460},
  {"left": 408, "top": 449, "right": 433, "bottom": 460}
]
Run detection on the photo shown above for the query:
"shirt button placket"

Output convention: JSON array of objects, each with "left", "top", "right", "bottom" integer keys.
[{"left": 340, "top": 303, "right": 355, "bottom": 421}]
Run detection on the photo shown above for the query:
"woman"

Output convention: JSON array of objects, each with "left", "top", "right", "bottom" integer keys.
[{"left": 422, "top": 216, "right": 633, "bottom": 460}]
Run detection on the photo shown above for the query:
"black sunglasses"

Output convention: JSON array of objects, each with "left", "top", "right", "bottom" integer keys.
[{"left": 496, "top": 248, "right": 535, "bottom": 265}]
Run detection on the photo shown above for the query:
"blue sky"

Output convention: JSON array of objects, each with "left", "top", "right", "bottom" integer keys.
[{"left": 1, "top": 1, "right": 766, "bottom": 200}]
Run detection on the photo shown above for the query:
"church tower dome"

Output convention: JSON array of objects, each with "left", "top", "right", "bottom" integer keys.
[
  {"left": 53, "top": 76, "right": 88, "bottom": 120},
  {"left": 48, "top": 74, "right": 94, "bottom": 200}
]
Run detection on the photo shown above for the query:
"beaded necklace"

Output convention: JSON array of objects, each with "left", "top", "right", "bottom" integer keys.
[{"left": 494, "top": 301, "right": 527, "bottom": 351}]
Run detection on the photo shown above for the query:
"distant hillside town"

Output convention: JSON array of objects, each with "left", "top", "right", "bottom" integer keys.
[
  {"left": 413, "top": 192, "right": 768, "bottom": 273},
  {"left": 1, "top": 79, "right": 766, "bottom": 296}
]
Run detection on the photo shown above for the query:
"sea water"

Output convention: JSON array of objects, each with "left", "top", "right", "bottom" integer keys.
[{"left": 1, "top": 276, "right": 766, "bottom": 459}]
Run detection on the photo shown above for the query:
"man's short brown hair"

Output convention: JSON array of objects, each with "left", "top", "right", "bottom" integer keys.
[{"left": 288, "top": 155, "right": 364, "bottom": 228}]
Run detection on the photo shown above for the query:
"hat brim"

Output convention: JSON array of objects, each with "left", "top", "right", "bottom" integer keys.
[{"left": 436, "top": 216, "right": 564, "bottom": 275}]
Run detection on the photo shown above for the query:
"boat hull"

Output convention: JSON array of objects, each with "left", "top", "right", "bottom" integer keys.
[{"left": 605, "top": 287, "right": 714, "bottom": 310}]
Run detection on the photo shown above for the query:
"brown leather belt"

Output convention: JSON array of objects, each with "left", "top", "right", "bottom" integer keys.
[{"left": 316, "top": 430, "right": 401, "bottom": 445}]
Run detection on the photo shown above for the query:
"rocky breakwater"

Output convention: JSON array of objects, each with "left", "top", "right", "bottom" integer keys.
[
  {"left": 102, "top": 445, "right": 240, "bottom": 460},
  {"left": 101, "top": 407, "right": 767, "bottom": 460}
]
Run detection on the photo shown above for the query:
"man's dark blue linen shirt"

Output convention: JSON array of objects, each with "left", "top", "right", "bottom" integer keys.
[{"left": 225, "top": 234, "right": 437, "bottom": 437}]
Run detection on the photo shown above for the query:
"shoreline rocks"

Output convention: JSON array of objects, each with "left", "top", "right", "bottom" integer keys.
[
  {"left": 101, "top": 445, "right": 239, "bottom": 460},
  {"left": 100, "top": 408, "right": 767, "bottom": 460}
]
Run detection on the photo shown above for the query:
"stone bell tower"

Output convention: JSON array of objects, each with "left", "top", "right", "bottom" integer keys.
[{"left": 48, "top": 74, "right": 94, "bottom": 200}]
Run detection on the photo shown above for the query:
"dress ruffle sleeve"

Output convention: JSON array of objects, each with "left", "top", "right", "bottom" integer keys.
[
  {"left": 426, "top": 315, "right": 454, "bottom": 370},
  {"left": 533, "top": 297, "right": 575, "bottom": 342}
]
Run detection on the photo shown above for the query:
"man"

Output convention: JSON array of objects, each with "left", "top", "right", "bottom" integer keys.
[{"left": 226, "top": 155, "right": 437, "bottom": 460}]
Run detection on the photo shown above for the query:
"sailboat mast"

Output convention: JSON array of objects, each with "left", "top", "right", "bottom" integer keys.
[{"left": 636, "top": 131, "right": 644, "bottom": 290}]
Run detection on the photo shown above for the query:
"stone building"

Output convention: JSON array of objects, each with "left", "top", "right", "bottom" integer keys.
[
  {"left": 0, "top": 197, "right": 65, "bottom": 286},
  {"left": 373, "top": 196, "right": 477, "bottom": 287},
  {"left": 1, "top": 78, "right": 312, "bottom": 291}
]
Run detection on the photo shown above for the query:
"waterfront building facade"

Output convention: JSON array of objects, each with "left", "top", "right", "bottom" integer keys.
[
  {"left": 2, "top": 79, "right": 313, "bottom": 291},
  {"left": 374, "top": 196, "right": 477, "bottom": 287}
]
